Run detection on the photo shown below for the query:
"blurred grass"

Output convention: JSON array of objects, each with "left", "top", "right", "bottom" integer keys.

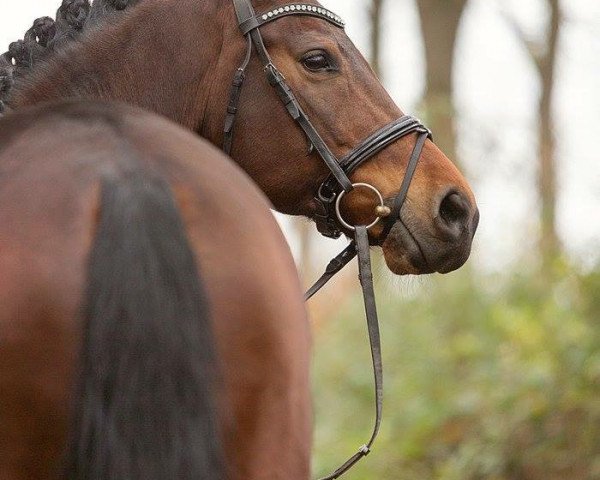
[{"left": 312, "top": 260, "right": 600, "bottom": 480}]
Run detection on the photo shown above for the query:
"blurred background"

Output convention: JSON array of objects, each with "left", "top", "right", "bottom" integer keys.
[
  {"left": 2, "top": 0, "right": 599, "bottom": 478},
  {"left": 304, "top": 1, "right": 600, "bottom": 478}
]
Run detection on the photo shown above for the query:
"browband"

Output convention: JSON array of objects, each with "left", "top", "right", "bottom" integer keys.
[{"left": 239, "top": 3, "right": 345, "bottom": 35}]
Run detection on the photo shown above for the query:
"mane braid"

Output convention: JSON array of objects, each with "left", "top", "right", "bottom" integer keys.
[
  {"left": 0, "top": 0, "right": 141, "bottom": 114},
  {"left": 50, "top": 0, "right": 91, "bottom": 49},
  {"left": 0, "top": 53, "right": 14, "bottom": 113},
  {"left": 26, "top": 17, "right": 58, "bottom": 48},
  {"left": 87, "top": 0, "right": 142, "bottom": 27}
]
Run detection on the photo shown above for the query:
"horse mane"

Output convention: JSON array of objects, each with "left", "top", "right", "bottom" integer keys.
[{"left": 0, "top": 0, "right": 141, "bottom": 114}]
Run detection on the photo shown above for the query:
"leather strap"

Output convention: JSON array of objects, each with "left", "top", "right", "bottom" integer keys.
[
  {"left": 317, "top": 226, "right": 383, "bottom": 480},
  {"left": 239, "top": 3, "right": 345, "bottom": 36},
  {"left": 318, "top": 116, "right": 431, "bottom": 200},
  {"left": 339, "top": 117, "right": 431, "bottom": 175},
  {"left": 263, "top": 64, "right": 353, "bottom": 192},
  {"left": 223, "top": 36, "right": 253, "bottom": 155},
  {"left": 304, "top": 243, "right": 357, "bottom": 301},
  {"left": 306, "top": 129, "right": 430, "bottom": 479},
  {"left": 380, "top": 131, "right": 429, "bottom": 240},
  {"left": 308, "top": 134, "right": 429, "bottom": 295},
  {"left": 232, "top": 0, "right": 255, "bottom": 23}
]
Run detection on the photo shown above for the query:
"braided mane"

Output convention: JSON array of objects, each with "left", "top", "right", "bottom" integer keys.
[{"left": 0, "top": 0, "right": 141, "bottom": 114}]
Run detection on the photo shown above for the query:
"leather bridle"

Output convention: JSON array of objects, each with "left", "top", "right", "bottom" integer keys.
[{"left": 224, "top": 1, "right": 433, "bottom": 478}]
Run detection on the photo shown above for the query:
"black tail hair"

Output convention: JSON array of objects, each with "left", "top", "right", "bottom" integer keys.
[{"left": 67, "top": 170, "right": 224, "bottom": 480}]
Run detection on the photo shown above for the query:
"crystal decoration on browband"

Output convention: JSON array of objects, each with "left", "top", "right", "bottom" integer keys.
[{"left": 258, "top": 4, "right": 345, "bottom": 28}]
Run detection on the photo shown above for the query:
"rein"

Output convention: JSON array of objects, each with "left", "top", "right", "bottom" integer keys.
[{"left": 224, "top": 2, "right": 432, "bottom": 478}]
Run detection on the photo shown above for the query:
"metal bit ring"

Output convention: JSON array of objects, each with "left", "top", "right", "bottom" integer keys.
[{"left": 335, "top": 183, "right": 385, "bottom": 232}]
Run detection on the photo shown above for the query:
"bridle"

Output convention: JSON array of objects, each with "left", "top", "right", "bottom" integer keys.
[{"left": 224, "top": 1, "right": 432, "bottom": 478}]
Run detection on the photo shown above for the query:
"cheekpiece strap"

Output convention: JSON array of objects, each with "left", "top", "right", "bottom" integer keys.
[{"left": 239, "top": 4, "right": 345, "bottom": 35}]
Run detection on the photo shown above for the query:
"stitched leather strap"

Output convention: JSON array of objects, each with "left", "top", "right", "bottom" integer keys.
[
  {"left": 264, "top": 64, "right": 353, "bottom": 192},
  {"left": 223, "top": 36, "right": 253, "bottom": 155},
  {"left": 239, "top": 3, "right": 345, "bottom": 36},
  {"left": 317, "top": 226, "right": 383, "bottom": 480},
  {"left": 232, "top": 0, "right": 255, "bottom": 23},
  {"left": 340, "top": 116, "right": 431, "bottom": 175},
  {"left": 319, "top": 116, "right": 430, "bottom": 198}
]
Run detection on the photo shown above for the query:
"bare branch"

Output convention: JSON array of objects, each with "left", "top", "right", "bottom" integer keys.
[{"left": 496, "top": 3, "right": 544, "bottom": 73}]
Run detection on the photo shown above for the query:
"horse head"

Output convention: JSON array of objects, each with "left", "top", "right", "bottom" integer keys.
[{"left": 215, "top": 0, "right": 479, "bottom": 275}]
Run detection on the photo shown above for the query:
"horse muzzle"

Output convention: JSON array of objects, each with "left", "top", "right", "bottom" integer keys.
[{"left": 382, "top": 190, "right": 479, "bottom": 275}]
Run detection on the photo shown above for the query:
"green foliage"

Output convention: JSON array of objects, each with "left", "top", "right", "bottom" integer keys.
[{"left": 312, "top": 263, "right": 600, "bottom": 480}]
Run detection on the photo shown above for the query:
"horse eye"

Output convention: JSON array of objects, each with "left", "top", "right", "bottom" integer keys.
[{"left": 302, "top": 53, "right": 333, "bottom": 72}]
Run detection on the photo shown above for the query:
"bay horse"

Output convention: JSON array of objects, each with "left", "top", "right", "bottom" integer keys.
[
  {"left": 2, "top": 0, "right": 479, "bottom": 277},
  {"left": 0, "top": 100, "right": 311, "bottom": 480}
]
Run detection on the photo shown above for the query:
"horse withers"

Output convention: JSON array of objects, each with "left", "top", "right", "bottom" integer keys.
[{"left": 0, "top": 100, "right": 311, "bottom": 480}]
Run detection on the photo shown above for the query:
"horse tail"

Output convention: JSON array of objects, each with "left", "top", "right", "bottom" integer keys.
[{"left": 66, "top": 170, "right": 224, "bottom": 480}]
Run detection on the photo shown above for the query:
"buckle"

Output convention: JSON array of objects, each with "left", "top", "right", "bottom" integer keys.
[
  {"left": 264, "top": 63, "right": 285, "bottom": 84},
  {"left": 317, "top": 182, "right": 337, "bottom": 203}
]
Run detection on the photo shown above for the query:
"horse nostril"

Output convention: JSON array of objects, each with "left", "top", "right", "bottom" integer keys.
[{"left": 437, "top": 191, "right": 471, "bottom": 239}]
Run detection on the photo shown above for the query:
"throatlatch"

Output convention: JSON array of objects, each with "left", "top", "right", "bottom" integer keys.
[{"left": 225, "top": 1, "right": 433, "bottom": 478}]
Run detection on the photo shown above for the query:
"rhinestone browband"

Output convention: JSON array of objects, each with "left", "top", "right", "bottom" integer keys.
[{"left": 239, "top": 3, "right": 345, "bottom": 35}]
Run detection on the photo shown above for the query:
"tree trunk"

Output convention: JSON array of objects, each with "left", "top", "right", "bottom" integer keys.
[
  {"left": 505, "top": 0, "right": 562, "bottom": 272},
  {"left": 370, "top": 0, "right": 385, "bottom": 78},
  {"left": 416, "top": 0, "right": 468, "bottom": 164},
  {"left": 537, "top": 0, "right": 561, "bottom": 273}
]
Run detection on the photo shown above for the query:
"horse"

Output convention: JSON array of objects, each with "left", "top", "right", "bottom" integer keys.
[
  {"left": 0, "top": 100, "right": 311, "bottom": 480},
  {"left": 1, "top": 0, "right": 480, "bottom": 278}
]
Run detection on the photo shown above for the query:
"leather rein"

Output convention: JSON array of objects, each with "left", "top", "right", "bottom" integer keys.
[{"left": 224, "top": 2, "right": 432, "bottom": 478}]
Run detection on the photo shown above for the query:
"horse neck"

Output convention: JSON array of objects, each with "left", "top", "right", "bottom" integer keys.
[{"left": 10, "top": 0, "right": 232, "bottom": 135}]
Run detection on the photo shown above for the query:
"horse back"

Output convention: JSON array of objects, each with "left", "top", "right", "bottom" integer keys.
[{"left": 0, "top": 100, "right": 311, "bottom": 479}]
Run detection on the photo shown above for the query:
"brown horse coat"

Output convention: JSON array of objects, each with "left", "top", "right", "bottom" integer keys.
[{"left": 0, "top": 100, "right": 311, "bottom": 480}]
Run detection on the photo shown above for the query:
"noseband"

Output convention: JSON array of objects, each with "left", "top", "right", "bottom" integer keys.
[{"left": 224, "top": 2, "right": 433, "bottom": 478}]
